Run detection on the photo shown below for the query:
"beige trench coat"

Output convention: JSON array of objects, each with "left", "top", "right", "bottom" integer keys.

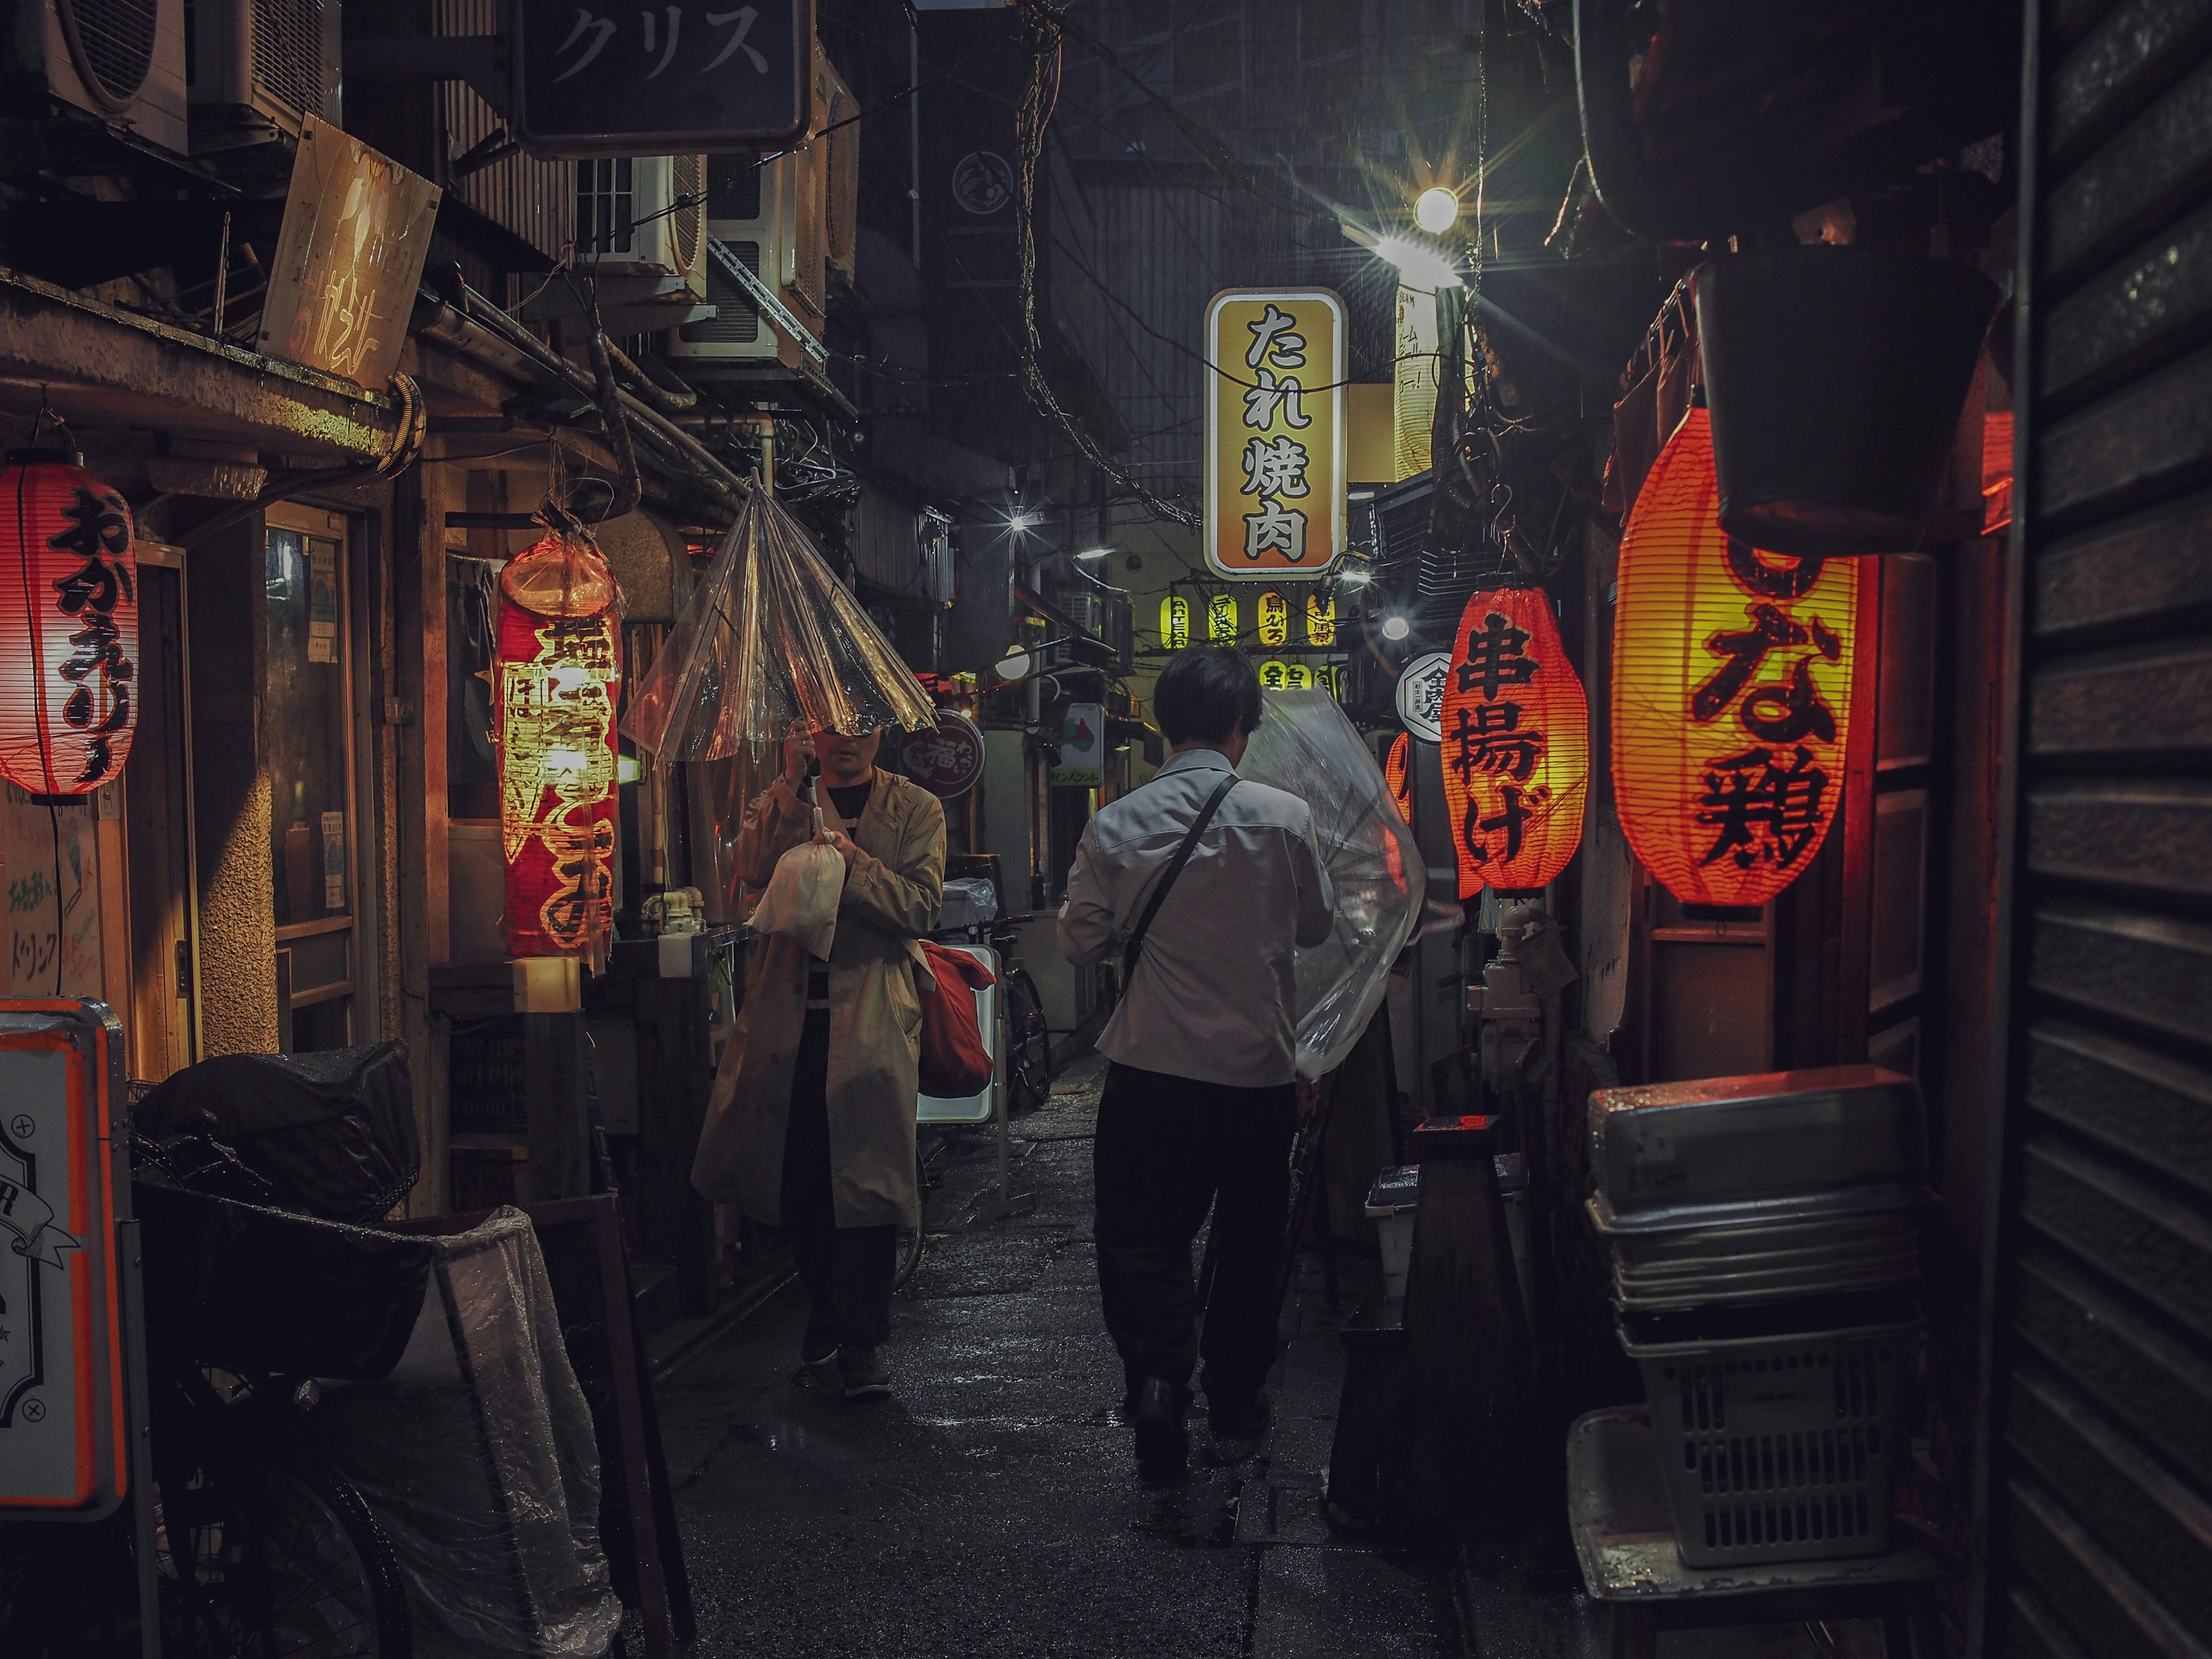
[{"left": 690, "top": 769, "right": 946, "bottom": 1228}]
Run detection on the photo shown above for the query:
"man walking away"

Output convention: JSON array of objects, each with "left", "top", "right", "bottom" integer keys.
[{"left": 1058, "top": 647, "right": 1333, "bottom": 1474}]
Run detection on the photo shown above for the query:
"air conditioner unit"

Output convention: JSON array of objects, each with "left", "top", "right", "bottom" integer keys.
[
  {"left": 669, "top": 151, "right": 812, "bottom": 368},
  {"left": 188, "top": 0, "right": 342, "bottom": 138},
  {"left": 573, "top": 156, "right": 709, "bottom": 299},
  {"left": 816, "top": 45, "right": 859, "bottom": 291},
  {"left": 16, "top": 0, "right": 189, "bottom": 155}
]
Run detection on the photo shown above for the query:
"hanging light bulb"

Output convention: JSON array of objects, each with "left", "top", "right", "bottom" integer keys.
[{"left": 1414, "top": 186, "right": 1461, "bottom": 235}]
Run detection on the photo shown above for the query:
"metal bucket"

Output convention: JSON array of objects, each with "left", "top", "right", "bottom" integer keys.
[{"left": 1696, "top": 248, "right": 1999, "bottom": 555}]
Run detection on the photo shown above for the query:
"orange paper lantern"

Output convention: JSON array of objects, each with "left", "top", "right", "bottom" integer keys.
[
  {"left": 1613, "top": 407, "right": 1862, "bottom": 906},
  {"left": 1439, "top": 586, "right": 1588, "bottom": 896},
  {"left": 496, "top": 533, "right": 623, "bottom": 960},
  {"left": 0, "top": 451, "right": 138, "bottom": 794},
  {"left": 1384, "top": 730, "right": 1411, "bottom": 816}
]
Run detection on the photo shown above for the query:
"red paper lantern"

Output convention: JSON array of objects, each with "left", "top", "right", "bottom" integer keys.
[
  {"left": 1438, "top": 585, "right": 1588, "bottom": 896},
  {"left": 1612, "top": 407, "right": 1862, "bottom": 906},
  {"left": 1384, "top": 730, "right": 1411, "bottom": 816},
  {"left": 0, "top": 452, "right": 138, "bottom": 794},
  {"left": 495, "top": 533, "right": 623, "bottom": 960}
]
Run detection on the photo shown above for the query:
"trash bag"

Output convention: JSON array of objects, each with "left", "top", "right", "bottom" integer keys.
[
  {"left": 622, "top": 487, "right": 936, "bottom": 756},
  {"left": 133, "top": 1182, "right": 433, "bottom": 1381},
  {"left": 302, "top": 1209, "right": 620, "bottom": 1659},
  {"left": 748, "top": 838, "right": 845, "bottom": 959},
  {"left": 133, "top": 1042, "right": 419, "bottom": 1223},
  {"left": 1237, "top": 690, "right": 1427, "bottom": 1078}
]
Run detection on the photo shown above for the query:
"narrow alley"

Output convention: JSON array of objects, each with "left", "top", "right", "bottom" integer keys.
[{"left": 649, "top": 1058, "right": 1467, "bottom": 1659}]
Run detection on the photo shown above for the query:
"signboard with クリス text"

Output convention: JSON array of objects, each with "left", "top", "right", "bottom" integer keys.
[{"left": 1203, "top": 289, "right": 1347, "bottom": 579}]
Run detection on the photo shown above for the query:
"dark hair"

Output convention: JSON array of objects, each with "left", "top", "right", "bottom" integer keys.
[{"left": 1154, "top": 647, "right": 1263, "bottom": 745}]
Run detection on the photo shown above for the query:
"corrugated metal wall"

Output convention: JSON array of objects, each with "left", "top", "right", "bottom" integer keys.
[
  {"left": 1984, "top": 0, "right": 2212, "bottom": 1652},
  {"left": 433, "top": 0, "right": 572, "bottom": 264}
]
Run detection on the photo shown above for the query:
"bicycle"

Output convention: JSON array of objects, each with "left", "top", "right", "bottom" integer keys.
[{"left": 987, "top": 918, "right": 1053, "bottom": 1116}]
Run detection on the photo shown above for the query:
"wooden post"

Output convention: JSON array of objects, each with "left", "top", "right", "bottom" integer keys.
[
  {"left": 394, "top": 467, "right": 453, "bottom": 1211},
  {"left": 524, "top": 1010, "right": 590, "bottom": 1203}
]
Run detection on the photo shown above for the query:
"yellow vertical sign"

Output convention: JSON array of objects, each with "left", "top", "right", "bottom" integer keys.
[
  {"left": 1160, "top": 594, "right": 1190, "bottom": 650},
  {"left": 1259, "top": 660, "right": 1289, "bottom": 689},
  {"left": 1284, "top": 662, "right": 1314, "bottom": 690},
  {"left": 1205, "top": 289, "right": 1348, "bottom": 580},
  {"left": 1207, "top": 592, "right": 1238, "bottom": 643},
  {"left": 1306, "top": 592, "right": 1336, "bottom": 646},
  {"left": 1258, "top": 590, "right": 1289, "bottom": 646}
]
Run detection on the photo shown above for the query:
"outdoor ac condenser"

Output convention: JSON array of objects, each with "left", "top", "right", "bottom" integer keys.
[
  {"left": 817, "top": 44, "right": 860, "bottom": 293},
  {"left": 189, "top": 0, "right": 342, "bottom": 138},
  {"left": 18, "top": 0, "right": 189, "bottom": 155},
  {"left": 670, "top": 151, "right": 811, "bottom": 369},
  {"left": 573, "top": 156, "right": 710, "bottom": 300}
]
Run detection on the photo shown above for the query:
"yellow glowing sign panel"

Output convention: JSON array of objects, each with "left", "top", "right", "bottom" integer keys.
[
  {"left": 1160, "top": 594, "right": 1191, "bottom": 650},
  {"left": 1257, "top": 590, "right": 1289, "bottom": 646},
  {"left": 1306, "top": 592, "right": 1336, "bottom": 647},
  {"left": 1284, "top": 662, "right": 1314, "bottom": 690},
  {"left": 1207, "top": 592, "right": 1238, "bottom": 644},
  {"left": 1205, "top": 288, "right": 1348, "bottom": 580},
  {"left": 1259, "top": 659, "right": 1288, "bottom": 688}
]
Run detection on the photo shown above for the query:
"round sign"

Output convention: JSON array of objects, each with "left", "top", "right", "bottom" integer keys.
[
  {"left": 897, "top": 710, "right": 987, "bottom": 799},
  {"left": 1394, "top": 652, "right": 1453, "bottom": 743},
  {"left": 952, "top": 151, "right": 1015, "bottom": 216}
]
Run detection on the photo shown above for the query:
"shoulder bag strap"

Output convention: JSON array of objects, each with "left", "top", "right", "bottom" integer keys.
[{"left": 1122, "top": 774, "right": 1237, "bottom": 978}]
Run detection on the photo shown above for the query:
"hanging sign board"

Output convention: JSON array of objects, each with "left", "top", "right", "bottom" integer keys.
[
  {"left": 514, "top": 0, "right": 811, "bottom": 154},
  {"left": 1394, "top": 651, "right": 1452, "bottom": 743},
  {"left": 1204, "top": 289, "right": 1348, "bottom": 579},
  {"left": 897, "top": 711, "right": 987, "bottom": 799},
  {"left": 1052, "top": 702, "right": 1105, "bottom": 786},
  {"left": 0, "top": 1002, "right": 127, "bottom": 1519},
  {"left": 258, "top": 116, "right": 441, "bottom": 391}
]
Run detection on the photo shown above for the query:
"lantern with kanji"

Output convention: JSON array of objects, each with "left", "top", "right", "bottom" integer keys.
[
  {"left": 1306, "top": 592, "right": 1336, "bottom": 646},
  {"left": 1258, "top": 589, "right": 1289, "bottom": 647},
  {"left": 1438, "top": 585, "right": 1588, "bottom": 896},
  {"left": 1207, "top": 592, "right": 1238, "bottom": 643},
  {"left": 1259, "top": 658, "right": 1289, "bottom": 690},
  {"left": 1612, "top": 407, "right": 1861, "bottom": 906},
  {"left": 0, "top": 450, "right": 138, "bottom": 794},
  {"left": 1160, "top": 594, "right": 1190, "bottom": 650},
  {"left": 496, "top": 529, "right": 624, "bottom": 961}
]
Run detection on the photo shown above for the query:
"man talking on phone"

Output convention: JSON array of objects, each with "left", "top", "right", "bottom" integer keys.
[{"left": 1058, "top": 647, "right": 1333, "bottom": 1475}]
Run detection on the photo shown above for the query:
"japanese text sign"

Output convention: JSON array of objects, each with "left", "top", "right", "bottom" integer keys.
[
  {"left": 517, "top": 0, "right": 809, "bottom": 153},
  {"left": 1395, "top": 652, "right": 1451, "bottom": 743},
  {"left": 1613, "top": 408, "right": 1861, "bottom": 907},
  {"left": 1205, "top": 289, "right": 1347, "bottom": 579},
  {"left": 259, "top": 117, "right": 441, "bottom": 391},
  {"left": 1439, "top": 588, "right": 1588, "bottom": 897}
]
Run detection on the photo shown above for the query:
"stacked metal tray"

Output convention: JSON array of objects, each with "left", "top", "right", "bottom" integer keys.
[{"left": 1587, "top": 1066, "right": 1926, "bottom": 1315}]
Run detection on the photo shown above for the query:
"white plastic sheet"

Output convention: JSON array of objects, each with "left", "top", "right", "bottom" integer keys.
[
  {"left": 623, "top": 487, "right": 935, "bottom": 756},
  {"left": 1238, "top": 690, "right": 1427, "bottom": 1078}
]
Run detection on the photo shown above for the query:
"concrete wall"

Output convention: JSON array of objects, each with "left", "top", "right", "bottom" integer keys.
[{"left": 189, "top": 520, "right": 279, "bottom": 1055}]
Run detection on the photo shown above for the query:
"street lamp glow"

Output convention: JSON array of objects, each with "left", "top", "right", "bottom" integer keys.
[
  {"left": 1372, "top": 236, "right": 1464, "bottom": 292},
  {"left": 1414, "top": 187, "right": 1460, "bottom": 234},
  {"left": 1008, "top": 510, "right": 1040, "bottom": 532},
  {"left": 1073, "top": 546, "right": 1113, "bottom": 560},
  {"left": 1338, "top": 568, "right": 1373, "bottom": 588},
  {"left": 1380, "top": 615, "right": 1411, "bottom": 641}
]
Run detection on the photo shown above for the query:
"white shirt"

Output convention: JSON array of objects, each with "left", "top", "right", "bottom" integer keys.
[{"left": 1058, "top": 748, "right": 1334, "bottom": 1087}]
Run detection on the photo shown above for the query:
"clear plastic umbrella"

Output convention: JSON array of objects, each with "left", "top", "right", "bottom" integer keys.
[
  {"left": 623, "top": 488, "right": 936, "bottom": 756},
  {"left": 1238, "top": 689, "right": 1428, "bottom": 1077}
]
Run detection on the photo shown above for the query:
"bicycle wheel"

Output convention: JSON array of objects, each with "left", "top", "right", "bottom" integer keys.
[
  {"left": 157, "top": 1450, "right": 410, "bottom": 1659},
  {"left": 1003, "top": 968, "right": 1052, "bottom": 1115}
]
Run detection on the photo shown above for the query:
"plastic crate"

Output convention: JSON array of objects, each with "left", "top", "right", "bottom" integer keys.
[{"left": 1622, "top": 1320, "right": 1916, "bottom": 1567}]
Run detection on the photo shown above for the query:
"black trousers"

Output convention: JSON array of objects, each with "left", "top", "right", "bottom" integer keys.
[
  {"left": 1092, "top": 1061, "right": 1297, "bottom": 1407},
  {"left": 781, "top": 1010, "right": 897, "bottom": 1353}
]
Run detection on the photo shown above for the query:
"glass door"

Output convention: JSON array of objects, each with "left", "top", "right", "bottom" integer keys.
[{"left": 264, "top": 508, "right": 358, "bottom": 1053}]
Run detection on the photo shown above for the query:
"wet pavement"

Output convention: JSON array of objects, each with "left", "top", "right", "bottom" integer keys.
[
  {"left": 646, "top": 1056, "right": 1465, "bottom": 1658},
  {"left": 643, "top": 1056, "right": 1851, "bottom": 1659}
]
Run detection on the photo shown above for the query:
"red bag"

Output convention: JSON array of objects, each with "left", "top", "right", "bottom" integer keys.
[{"left": 915, "top": 941, "right": 997, "bottom": 1098}]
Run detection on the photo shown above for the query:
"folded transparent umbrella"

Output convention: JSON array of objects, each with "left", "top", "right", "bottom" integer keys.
[
  {"left": 1238, "top": 690, "right": 1428, "bottom": 1077},
  {"left": 623, "top": 488, "right": 936, "bottom": 757}
]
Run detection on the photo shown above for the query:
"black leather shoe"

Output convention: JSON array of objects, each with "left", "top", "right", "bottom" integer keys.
[
  {"left": 1131, "top": 1376, "right": 1188, "bottom": 1469},
  {"left": 1208, "top": 1389, "right": 1272, "bottom": 1440}
]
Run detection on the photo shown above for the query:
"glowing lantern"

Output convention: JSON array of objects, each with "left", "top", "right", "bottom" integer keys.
[
  {"left": 1384, "top": 731, "right": 1411, "bottom": 815},
  {"left": 1259, "top": 658, "right": 1289, "bottom": 690},
  {"left": 1284, "top": 662, "right": 1314, "bottom": 690},
  {"left": 0, "top": 450, "right": 138, "bottom": 794},
  {"left": 1438, "top": 585, "right": 1588, "bottom": 896},
  {"left": 1207, "top": 592, "right": 1238, "bottom": 643},
  {"left": 1613, "top": 407, "right": 1861, "bottom": 906},
  {"left": 1160, "top": 594, "right": 1190, "bottom": 650},
  {"left": 1258, "top": 590, "right": 1289, "bottom": 647},
  {"left": 1306, "top": 592, "right": 1336, "bottom": 646},
  {"left": 496, "top": 530, "right": 624, "bottom": 961}
]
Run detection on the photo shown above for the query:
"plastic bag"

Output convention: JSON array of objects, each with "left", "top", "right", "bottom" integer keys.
[
  {"left": 748, "top": 838, "right": 845, "bottom": 958},
  {"left": 1237, "top": 690, "right": 1427, "bottom": 1078},
  {"left": 623, "top": 487, "right": 935, "bottom": 756},
  {"left": 303, "top": 1209, "right": 620, "bottom": 1659},
  {"left": 133, "top": 1042, "right": 419, "bottom": 1222}
]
